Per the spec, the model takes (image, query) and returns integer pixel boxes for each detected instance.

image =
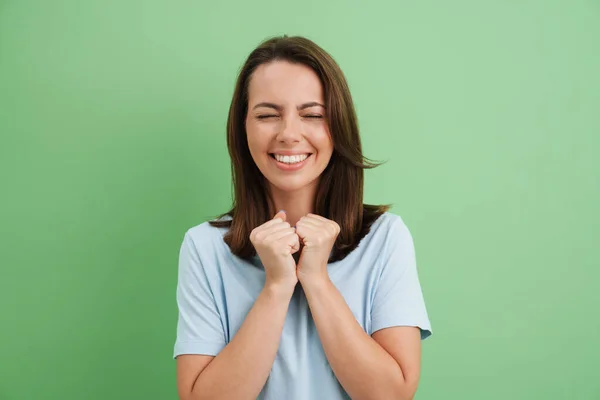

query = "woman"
[173,35,432,400]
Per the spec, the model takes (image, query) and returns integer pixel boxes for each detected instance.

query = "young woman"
[173,35,432,400]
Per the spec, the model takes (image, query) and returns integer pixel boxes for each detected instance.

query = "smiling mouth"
[269,153,313,164]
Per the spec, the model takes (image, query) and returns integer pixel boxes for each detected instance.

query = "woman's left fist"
[295,213,340,282]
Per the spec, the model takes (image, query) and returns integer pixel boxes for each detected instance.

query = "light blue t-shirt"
[173,211,432,399]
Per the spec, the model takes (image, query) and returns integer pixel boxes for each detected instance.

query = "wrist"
[297,271,331,288]
[263,279,297,299]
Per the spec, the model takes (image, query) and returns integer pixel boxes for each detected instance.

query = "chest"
[213,257,380,344]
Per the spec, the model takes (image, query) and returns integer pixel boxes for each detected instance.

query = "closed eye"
[257,115,323,120]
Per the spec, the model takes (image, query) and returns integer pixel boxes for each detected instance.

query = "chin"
[267,176,316,193]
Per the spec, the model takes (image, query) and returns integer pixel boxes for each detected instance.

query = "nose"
[276,115,302,143]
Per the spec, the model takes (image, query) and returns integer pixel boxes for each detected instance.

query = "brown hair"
[209,35,390,262]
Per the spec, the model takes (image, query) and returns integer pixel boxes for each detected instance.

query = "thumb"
[273,210,286,222]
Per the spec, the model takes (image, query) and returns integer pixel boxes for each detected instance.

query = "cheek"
[313,130,334,157]
[245,124,266,155]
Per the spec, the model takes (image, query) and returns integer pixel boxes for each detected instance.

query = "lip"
[269,153,312,171]
[270,151,313,156]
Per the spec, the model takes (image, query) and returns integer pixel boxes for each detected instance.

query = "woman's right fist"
[249,210,300,289]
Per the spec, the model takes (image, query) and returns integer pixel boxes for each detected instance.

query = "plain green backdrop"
[1,0,599,399]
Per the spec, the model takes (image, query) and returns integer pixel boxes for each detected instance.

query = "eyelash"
[257,115,323,120]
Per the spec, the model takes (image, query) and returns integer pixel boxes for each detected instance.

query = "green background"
[1,0,598,399]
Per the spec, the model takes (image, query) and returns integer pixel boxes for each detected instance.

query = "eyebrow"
[251,101,326,111]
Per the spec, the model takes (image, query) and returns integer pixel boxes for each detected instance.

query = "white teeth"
[274,154,309,164]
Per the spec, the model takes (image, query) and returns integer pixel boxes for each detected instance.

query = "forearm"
[192,283,294,400]
[300,276,411,400]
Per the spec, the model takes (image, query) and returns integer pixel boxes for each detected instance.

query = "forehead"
[248,61,324,103]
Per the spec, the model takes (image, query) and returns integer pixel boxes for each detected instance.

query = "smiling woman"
[173,35,432,400]
[246,61,333,199]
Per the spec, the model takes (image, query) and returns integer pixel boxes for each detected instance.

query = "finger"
[252,222,291,245]
[295,223,315,241]
[257,211,287,230]
[297,217,321,230]
[254,223,292,244]
[290,244,300,255]
[288,234,301,254]
[305,213,329,222]
[258,219,283,232]
[273,210,287,222]
[264,227,296,243]
[302,215,338,234]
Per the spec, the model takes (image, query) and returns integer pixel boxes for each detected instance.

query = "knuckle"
[329,222,339,234]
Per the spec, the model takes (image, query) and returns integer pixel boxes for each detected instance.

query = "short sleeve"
[370,217,432,340]
[173,231,227,358]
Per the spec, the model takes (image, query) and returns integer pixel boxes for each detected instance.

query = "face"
[245,61,334,194]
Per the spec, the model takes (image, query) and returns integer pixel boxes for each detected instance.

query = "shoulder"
[370,211,411,238]
[367,212,416,259]
[349,211,412,255]
[183,215,231,250]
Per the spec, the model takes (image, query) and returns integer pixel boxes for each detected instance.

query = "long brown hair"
[210,35,390,262]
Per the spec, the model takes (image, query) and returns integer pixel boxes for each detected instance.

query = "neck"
[268,181,318,227]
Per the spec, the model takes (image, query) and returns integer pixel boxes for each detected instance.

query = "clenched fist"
[250,210,300,290]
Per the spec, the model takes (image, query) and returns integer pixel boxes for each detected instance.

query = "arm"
[176,213,300,400]
[300,276,422,400]
[178,283,295,400]
[295,213,431,400]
